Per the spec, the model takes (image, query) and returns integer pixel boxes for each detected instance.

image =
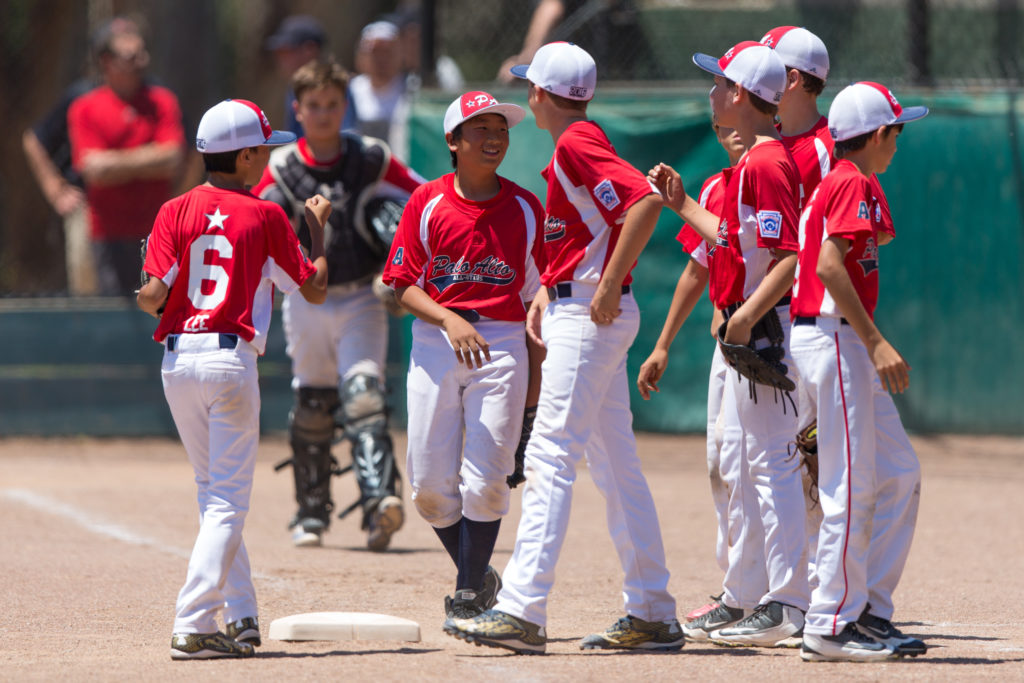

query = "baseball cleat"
[685,592,723,621]
[444,589,485,620]
[683,602,748,641]
[801,622,900,662]
[225,616,261,647]
[712,601,804,648]
[290,517,325,547]
[478,565,502,611]
[367,495,404,552]
[444,609,547,654]
[170,632,255,660]
[856,606,927,657]
[580,615,685,651]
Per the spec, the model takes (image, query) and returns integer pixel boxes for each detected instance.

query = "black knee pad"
[288,387,341,522]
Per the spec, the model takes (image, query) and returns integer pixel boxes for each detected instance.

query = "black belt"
[166,333,239,351]
[722,295,792,321]
[546,283,631,301]
[794,316,849,326]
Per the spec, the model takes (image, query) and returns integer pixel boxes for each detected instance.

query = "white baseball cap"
[760,26,830,80]
[195,99,296,153]
[510,41,596,101]
[828,81,929,141]
[693,41,787,105]
[443,91,526,134]
[360,20,399,44]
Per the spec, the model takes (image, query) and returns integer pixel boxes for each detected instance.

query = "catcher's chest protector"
[269,135,389,285]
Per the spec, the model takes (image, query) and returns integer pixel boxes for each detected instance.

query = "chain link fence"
[2,0,1022,294]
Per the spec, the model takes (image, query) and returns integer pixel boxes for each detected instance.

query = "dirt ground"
[1,432,1022,681]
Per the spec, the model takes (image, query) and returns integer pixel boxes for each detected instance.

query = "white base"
[268,612,421,642]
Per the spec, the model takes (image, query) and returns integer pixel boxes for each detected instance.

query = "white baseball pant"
[705,343,730,575]
[282,284,388,387]
[720,306,809,611]
[161,332,260,634]
[405,318,528,527]
[495,289,676,627]
[791,318,920,635]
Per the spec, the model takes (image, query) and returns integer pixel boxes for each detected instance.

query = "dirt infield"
[2,433,1022,681]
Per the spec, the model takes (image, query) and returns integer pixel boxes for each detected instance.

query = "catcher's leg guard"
[338,374,402,547]
[287,387,341,527]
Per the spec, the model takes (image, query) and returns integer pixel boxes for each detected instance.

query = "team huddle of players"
[140,23,926,665]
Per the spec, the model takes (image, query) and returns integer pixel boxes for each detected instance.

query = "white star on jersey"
[205,207,229,231]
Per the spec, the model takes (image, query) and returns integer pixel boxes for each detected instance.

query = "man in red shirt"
[69,20,185,295]
[138,99,328,660]
[791,82,927,662]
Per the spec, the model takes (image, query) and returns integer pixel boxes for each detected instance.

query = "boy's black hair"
[202,147,259,174]
[834,124,903,158]
[448,123,463,169]
[725,77,778,117]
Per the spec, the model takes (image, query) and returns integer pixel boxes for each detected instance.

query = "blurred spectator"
[388,4,464,93]
[348,21,408,152]
[22,78,98,295]
[265,14,327,136]
[68,18,185,296]
[496,0,653,83]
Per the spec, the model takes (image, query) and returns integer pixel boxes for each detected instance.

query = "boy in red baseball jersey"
[652,41,807,646]
[446,42,682,654]
[637,122,752,623]
[138,99,328,659]
[382,91,545,622]
[791,82,927,662]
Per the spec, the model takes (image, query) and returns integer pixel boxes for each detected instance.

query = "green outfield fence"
[1,89,1022,437]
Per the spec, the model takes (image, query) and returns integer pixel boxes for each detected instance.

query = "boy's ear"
[445,132,457,152]
[786,68,801,91]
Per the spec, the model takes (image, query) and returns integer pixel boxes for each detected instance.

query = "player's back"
[151,185,308,348]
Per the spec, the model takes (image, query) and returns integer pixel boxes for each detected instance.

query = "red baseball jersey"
[68,84,185,240]
[144,185,317,352]
[677,170,727,270]
[707,140,801,310]
[792,159,881,319]
[382,173,545,322]
[780,115,833,210]
[539,120,655,286]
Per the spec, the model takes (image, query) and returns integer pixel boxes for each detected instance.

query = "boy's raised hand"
[648,163,686,214]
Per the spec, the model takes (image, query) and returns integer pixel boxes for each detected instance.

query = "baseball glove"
[795,420,819,505]
[507,405,537,489]
[138,236,166,314]
[716,317,796,393]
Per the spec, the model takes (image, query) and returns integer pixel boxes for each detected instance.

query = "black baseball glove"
[717,315,796,393]
[507,405,537,489]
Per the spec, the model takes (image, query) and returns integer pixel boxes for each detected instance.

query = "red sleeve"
[824,176,874,241]
[748,154,800,252]
[528,191,547,275]
[383,156,425,194]
[382,184,430,288]
[143,201,179,282]
[252,166,277,199]
[558,127,653,226]
[264,202,315,290]
[678,173,722,254]
[151,87,185,146]
[676,225,703,255]
[67,96,103,169]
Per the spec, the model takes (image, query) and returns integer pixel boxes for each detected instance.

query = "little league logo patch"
[857,236,879,277]
[756,210,782,239]
[593,179,620,211]
[428,254,516,292]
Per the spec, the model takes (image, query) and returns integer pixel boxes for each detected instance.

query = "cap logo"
[196,137,207,151]
[723,47,736,61]
[464,92,498,111]
[760,36,774,47]
[569,85,589,98]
